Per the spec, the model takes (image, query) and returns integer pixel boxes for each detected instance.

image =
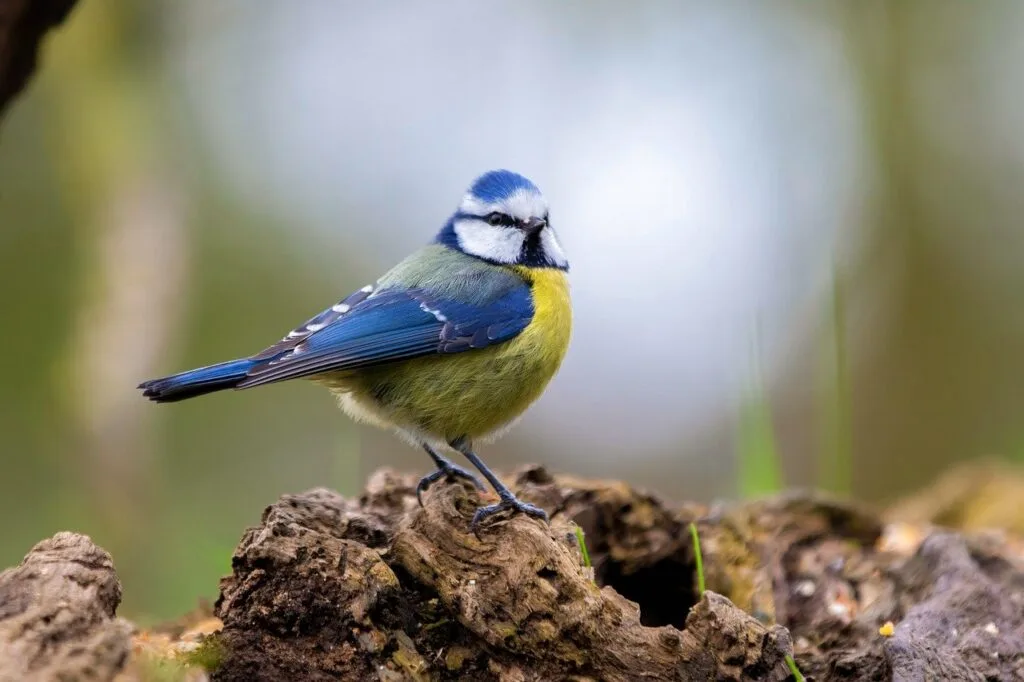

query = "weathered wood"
[3,466,1023,680]
[0,532,132,682]
[212,469,793,681]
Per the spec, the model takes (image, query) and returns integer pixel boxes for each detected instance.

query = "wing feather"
[250,285,377,361]
[236,284,533,389]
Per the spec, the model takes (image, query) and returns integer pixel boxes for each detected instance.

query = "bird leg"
[416,443,485,507]
[450,437,549,534]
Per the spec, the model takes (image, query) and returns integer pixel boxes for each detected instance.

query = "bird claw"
[416,464,485,507]
[471,494,548,537]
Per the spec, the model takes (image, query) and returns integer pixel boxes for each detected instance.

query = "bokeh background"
[4,0,1024,619]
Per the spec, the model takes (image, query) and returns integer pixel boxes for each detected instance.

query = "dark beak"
[522,217,547,236]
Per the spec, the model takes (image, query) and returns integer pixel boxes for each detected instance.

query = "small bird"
[139,170,571,532]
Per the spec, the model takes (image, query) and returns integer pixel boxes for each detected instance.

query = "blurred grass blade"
[819,260,853,494]
[574,526,592,570]
[786,654,805,681]
[738,326,782,497]
[574,526,596,584]
[689,522,706,597]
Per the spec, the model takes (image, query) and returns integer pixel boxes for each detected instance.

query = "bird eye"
[486,212,511,227]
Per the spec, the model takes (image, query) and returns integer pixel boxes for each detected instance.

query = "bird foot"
[416,464,484,507]
[471,493,548,536]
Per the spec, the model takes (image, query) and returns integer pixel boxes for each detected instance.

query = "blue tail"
[138,358,256,403]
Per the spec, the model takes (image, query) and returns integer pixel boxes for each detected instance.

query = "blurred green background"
[4,0,1024,619]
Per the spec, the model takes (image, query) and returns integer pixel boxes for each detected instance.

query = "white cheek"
[453,220,525,263]
[540,228,568,268]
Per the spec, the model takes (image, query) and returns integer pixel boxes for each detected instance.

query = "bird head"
[437,170,568,270]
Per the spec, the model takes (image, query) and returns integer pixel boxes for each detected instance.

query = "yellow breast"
[510,266,573,375]
[329,267,572,443]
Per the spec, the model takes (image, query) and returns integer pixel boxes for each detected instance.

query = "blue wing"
[235,283,534,388]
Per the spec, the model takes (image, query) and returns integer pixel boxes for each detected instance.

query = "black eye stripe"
[485,212,515,227]
[454,210,540,229]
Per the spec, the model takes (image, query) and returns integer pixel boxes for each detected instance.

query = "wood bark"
[2,467,1023,680]
[0,532,132,682]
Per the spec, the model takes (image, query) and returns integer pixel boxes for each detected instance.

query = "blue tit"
[140,170,571,532]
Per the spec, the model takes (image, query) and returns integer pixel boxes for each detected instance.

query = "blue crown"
[468,170,540,203]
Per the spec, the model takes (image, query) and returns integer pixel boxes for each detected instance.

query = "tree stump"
[2,466,1024,680]
[213,468,792,681]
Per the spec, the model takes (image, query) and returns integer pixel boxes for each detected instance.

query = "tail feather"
[139,358,255,403]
